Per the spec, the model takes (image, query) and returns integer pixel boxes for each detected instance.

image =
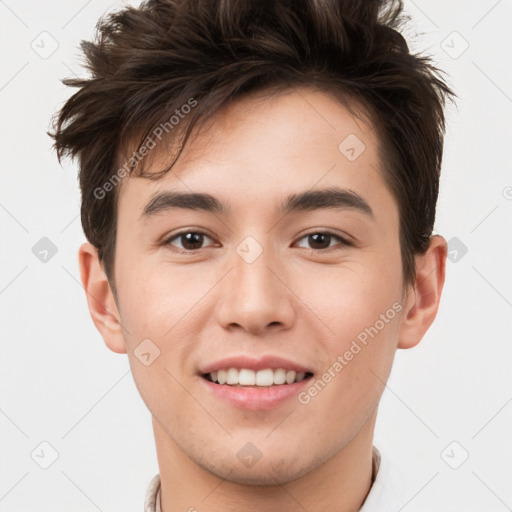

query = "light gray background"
[1,1,511,510]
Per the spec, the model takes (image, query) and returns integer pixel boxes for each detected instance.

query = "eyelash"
[162,229,352,253]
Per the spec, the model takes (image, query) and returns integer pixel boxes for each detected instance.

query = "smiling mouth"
[202,368,314,387]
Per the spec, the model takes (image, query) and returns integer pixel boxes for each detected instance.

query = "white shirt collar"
[359,446,405,511]
[144,473,161,512]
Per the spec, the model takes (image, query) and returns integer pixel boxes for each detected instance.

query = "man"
[49,0,455,510]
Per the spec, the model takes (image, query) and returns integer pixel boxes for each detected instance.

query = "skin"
[79,87,447,512]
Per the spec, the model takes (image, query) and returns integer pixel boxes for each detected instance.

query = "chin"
[199,454,315,486]
[223,467,307,486]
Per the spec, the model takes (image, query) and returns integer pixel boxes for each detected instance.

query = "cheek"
[296,252,404,376]
[295,266,404,435]
[116,260,210,398]
[129,354,199,440]
[307,260,402,330]
[116,256,207,340]
[118,267,203,422]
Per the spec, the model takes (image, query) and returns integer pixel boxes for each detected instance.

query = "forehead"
[116,87,390,217]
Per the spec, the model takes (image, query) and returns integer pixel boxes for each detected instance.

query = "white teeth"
[206,367,310,386]
[239,369,255,386]
[226,368,238,385]
[273,368,286,385]
[217,369,227,385]
[285,370,296,384]
[255,369,274,386]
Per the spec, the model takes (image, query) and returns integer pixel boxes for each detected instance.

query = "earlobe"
[78,242,126,354]
[397,235,447,349]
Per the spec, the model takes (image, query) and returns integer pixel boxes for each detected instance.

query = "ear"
[397,235,447,349]
[78,242,126,354]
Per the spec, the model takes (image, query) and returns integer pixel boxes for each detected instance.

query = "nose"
[213,241,296,336]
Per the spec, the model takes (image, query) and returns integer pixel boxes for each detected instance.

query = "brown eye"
[296,232,351,250]
[164,231,214,251]
[308,233,331,250]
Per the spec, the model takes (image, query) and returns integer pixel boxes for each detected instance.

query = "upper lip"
[199,355,313,375]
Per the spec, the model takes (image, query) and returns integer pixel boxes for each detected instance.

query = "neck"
[153,410,378,512]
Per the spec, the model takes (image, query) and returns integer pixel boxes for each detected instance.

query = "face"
[111,87,407,484]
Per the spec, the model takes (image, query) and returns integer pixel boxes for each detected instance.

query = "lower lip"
[199,376,313,410]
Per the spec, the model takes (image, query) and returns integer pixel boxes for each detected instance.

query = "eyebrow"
[139,187,374,220]
[280,187,373,217]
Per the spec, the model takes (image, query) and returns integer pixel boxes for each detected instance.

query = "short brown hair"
[49,0,455,294]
